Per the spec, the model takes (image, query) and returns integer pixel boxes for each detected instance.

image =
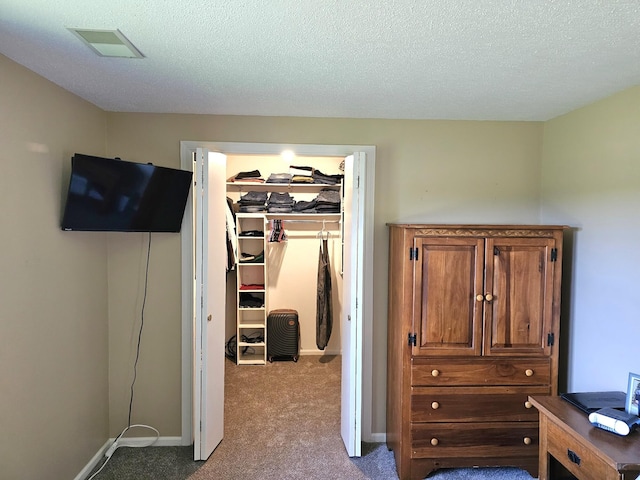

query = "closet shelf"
[237,355,266,365]
[238,341,265,348]
[238,322,265,328]
[227,182,340,193]
[265,213,341,221]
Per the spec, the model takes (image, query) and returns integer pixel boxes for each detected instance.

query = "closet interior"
[224,154,346,364]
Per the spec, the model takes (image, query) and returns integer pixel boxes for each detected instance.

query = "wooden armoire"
[386,224,565,480]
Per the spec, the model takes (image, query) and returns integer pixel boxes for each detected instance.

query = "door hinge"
[494,246,500,255]
[408,333,417,347]
[547,332,555,346]
[409,247,419,261]
[551,248,558,262]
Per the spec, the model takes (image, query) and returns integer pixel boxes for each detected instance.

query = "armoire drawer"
[412,357,551,386]
[411,385,549,423]
[411,421,539,460]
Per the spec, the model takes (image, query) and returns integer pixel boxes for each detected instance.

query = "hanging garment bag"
[316,236,333,350]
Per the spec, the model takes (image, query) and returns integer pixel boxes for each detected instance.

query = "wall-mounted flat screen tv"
[61,153,193,232]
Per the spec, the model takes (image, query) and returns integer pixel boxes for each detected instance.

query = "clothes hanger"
[317,219,331,241]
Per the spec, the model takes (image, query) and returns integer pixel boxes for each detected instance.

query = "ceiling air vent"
[68,28,144,58]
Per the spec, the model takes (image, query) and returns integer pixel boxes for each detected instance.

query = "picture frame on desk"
[626,372,640,416]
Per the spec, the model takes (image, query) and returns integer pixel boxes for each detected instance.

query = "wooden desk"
[529,396,640,480]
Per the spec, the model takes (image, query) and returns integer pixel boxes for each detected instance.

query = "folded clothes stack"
[312,169,343,185]
[315,188,341,213]
[294,188,341,214]
[265,172,292,184]
[267,192,295,213]
[290,165,315,184]
[239,283,265,290]
[230,170,264,182]
[238,229,264,237]
[293,198,317,213]
[239,292,264,308]
[238,191,267,213]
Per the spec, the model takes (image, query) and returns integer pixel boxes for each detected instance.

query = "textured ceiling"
[1,1,640,120]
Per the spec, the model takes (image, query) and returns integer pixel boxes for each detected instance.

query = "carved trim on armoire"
[411,227,557,238]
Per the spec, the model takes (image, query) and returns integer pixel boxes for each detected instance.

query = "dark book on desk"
[561,391,626,414]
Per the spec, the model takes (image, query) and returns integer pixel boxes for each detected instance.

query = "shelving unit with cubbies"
[235,213,268,365]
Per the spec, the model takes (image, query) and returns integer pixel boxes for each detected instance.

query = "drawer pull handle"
[431,369,440,377]
[525,369,534,377]
[567,449,581,465]
[484,293,493,302]
[524,401,532,409]
[476,294,484,302]
[430,438,439,446]
[431,401,440,410]
[523,437,532,445]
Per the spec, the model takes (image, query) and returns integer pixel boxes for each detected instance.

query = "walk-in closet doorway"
[179,141,375,461]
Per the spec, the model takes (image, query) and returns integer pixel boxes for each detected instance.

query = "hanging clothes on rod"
[225,197,238,272]
[268,219,287,243]
[316,223,332,350]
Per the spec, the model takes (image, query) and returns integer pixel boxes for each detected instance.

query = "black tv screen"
[61,153,193,232]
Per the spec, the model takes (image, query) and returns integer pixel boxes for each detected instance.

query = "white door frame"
[180,141,376,446]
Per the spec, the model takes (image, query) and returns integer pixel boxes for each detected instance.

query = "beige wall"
[106,113,543,437]
[541,86,640,393]
[0,55,108,480]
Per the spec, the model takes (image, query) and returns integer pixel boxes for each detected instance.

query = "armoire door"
[482,237,557,357]
[412,236,484,357]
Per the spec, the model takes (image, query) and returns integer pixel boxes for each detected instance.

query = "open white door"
[340,152,365,456]
[183,141,375,456]
[193,148,226,460]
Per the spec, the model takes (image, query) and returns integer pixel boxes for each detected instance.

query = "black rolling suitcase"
[267,309,300,362]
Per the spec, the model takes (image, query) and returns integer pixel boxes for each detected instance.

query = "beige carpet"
[189,355,392,479]
[89,355,538,479]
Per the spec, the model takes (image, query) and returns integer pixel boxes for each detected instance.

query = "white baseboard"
[299,348,341,356]
[367,432,386,443]
[116,435,182,448]
[74,440,111,480]
[74,436,184,480]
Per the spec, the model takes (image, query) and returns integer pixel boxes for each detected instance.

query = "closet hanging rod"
[269,219,340,224]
